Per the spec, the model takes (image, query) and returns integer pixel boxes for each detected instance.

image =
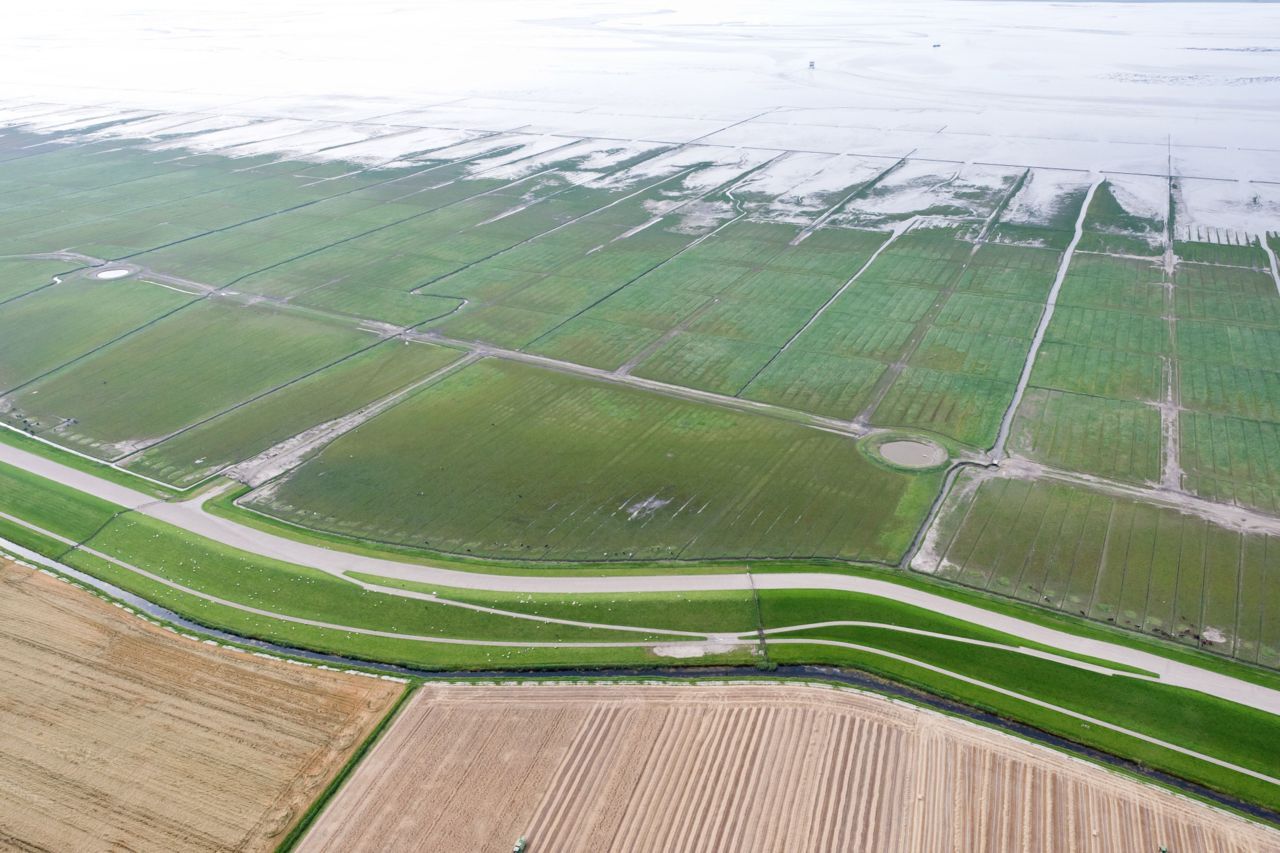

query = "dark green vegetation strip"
[274,683,414,853]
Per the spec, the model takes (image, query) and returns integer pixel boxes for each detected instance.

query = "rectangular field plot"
[1043,306,1170,355]
[298,683,1280,853]
[525,316,665,370]
[1,298,372,459]
[1029,342,1164,402]
[908,327,1029,382]
[918,475,1280,666]
[433,303,565,348]
[953,242,1061,302]
[1180,411,1280,514]
[1174,262,1277,296]
[244,359,943,562]
[0,275,195,392]
[1174,288,1280,327]
[869,367,1013,448]
[788,307,916,362]
[0,559,402,853]
[933,291,1044,338]
[680,296,817,345]
[574,278,713,330]
[1009,388,1163,484]
[0,257,70,303]
[1176,319,1280,369]
[126,340,462,487]
[632,332,778,395]
[1055,256,1166,315]
[1180,363,1280,423]
[827,280,937,323]
[740,349,886,420]
[1174,240,1270,269]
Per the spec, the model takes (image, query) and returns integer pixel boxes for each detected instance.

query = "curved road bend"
[6,534,1279,792]
[2,440,1280,716]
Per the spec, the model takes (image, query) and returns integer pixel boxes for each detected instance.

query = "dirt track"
[0,559,402,852]
[301,682,1280,853]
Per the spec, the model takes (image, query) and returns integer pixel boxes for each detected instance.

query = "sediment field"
[302,682,1280,853]
[0,559,403,852]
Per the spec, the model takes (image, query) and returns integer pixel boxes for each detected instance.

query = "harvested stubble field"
[300,683,1280,853]
[0,558,403,853]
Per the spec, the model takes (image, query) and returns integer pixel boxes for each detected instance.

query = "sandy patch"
[879,438,947,469]
[650,639,743,658]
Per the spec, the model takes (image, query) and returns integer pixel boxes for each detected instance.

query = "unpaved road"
[3,439,1280,720]
[299,683,1280,853]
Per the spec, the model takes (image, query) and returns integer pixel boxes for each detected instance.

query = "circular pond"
[876,439,947,469]
[94,268,131,280]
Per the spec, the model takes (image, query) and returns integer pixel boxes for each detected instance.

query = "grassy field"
[1180,411,1280,514]
[4,125,1280,820]
[0,274,195,391]
[0,257,76,303]
[1170,259,1280,513]
[2,297,373,459]
[847,232,1061,448]
[919,473,1280,668]
[1009,388,1163,484]
[1076,178,1164,256]
[125,339,462,486]
[243,359,943,563]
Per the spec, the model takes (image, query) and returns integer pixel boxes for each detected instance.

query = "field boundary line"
[854,168,1032,430]
[1262,232,1280,297]
[737,217,914,396]
[989,177,1103,458]
[276,683,417,853]
[226,351,482,488]
[517,153,789,348]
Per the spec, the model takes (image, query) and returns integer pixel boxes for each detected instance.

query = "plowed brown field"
[0,559,403,852]
[302,682,1280,853]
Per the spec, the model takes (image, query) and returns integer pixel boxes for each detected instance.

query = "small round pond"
[877,439,947,469]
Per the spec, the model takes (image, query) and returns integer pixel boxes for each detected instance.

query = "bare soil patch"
[0,559,402,852]
[301,682,1280,852]
[879,438,947,468]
